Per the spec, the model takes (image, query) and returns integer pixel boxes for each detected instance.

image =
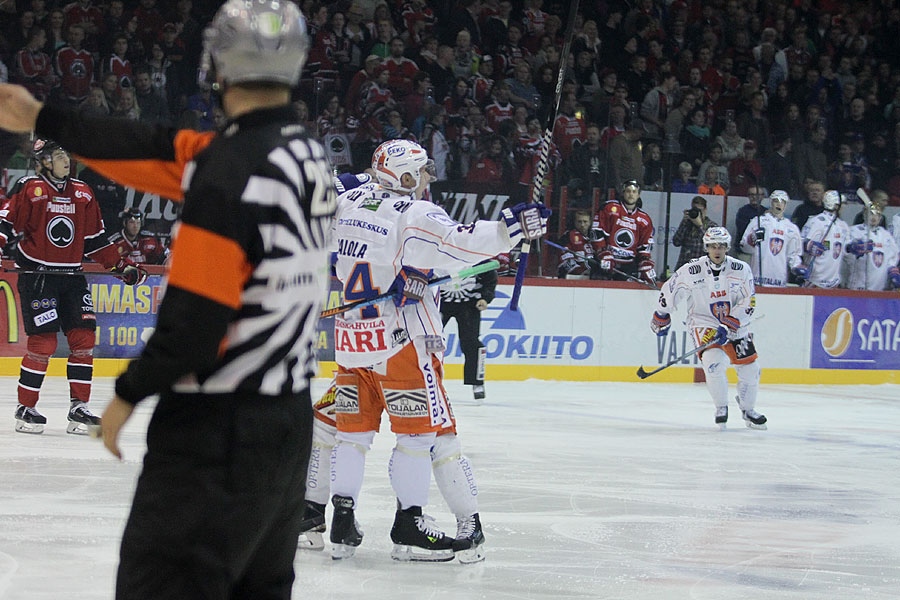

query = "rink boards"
[1,265,897,384]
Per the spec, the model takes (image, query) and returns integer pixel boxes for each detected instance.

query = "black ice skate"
[741,408,768,430]
[390,505,455,562]
[297,500,326,551]
[67,401,101,436]
[452,513,486,564]
[330,495,363,560]
[715,406,728,430]
[14,404,46,434]
[472,385,485,402]
[736,395,767,430]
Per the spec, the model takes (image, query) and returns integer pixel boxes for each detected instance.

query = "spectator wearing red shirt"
[467,135,514,184]
[14,28,57,101]
[728,139,763,197]
[62,0,103,51]
[484,81,515,131]
[55,24,94,105]
[383,37,420,98]
[102,33,133,90]
[552,91,587,162]
[346,55,381,116]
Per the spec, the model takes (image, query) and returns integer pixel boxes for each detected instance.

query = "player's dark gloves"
[112,258,148,286]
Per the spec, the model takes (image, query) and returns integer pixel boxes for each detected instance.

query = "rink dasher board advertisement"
[440,284,813,379]
[0,272,165,359]
[2,271,897,383]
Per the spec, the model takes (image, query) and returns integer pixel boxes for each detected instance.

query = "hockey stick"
[756,210,764,286]
[801,195,842,286]
[319,259,499,319]
[3,268,127,277]
[508,0,581,312]
[636,339,717,379]
[637,312,767,380]
[542,239,657,289]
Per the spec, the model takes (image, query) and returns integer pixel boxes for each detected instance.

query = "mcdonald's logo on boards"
[0,280,19,344]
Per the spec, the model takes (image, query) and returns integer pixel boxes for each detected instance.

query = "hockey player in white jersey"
[800,190,851,288]
[843,203,900,291]
[739,190,804,286]
[650,227,767,430]
[329,139,548,562]
[298,381,485,563]
[297,165,486,563]
[891,212,900,248]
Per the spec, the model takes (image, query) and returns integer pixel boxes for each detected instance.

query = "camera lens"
[688,208,700,219]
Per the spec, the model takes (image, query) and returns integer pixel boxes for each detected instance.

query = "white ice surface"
[1,376,899,599]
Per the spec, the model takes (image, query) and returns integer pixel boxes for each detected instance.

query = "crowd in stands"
[3,0,900,285]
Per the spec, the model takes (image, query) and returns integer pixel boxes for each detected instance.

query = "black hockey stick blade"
[636,340,717,380]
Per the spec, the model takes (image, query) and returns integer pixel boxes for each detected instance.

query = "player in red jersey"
[558,209,603,278]
[592,180,656,284]
[107,207,167,265]
[0,139,147,435]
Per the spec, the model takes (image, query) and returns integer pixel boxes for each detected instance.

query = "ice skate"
[452,513,485,564]
[14,404,46,434]
[715,406,728,430]
[330,495,363,560]
[472,385,485,402]
[741,408,768,430]
[297,500,326,551]
[736,395,767,430]
[390,505,455,562]
[67,401,100,436]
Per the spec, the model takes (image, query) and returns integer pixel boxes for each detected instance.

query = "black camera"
[687,207,700,219]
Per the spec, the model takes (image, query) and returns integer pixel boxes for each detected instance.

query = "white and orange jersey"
[739,212,803,287]
[332,183,515,368]
[656,255,757,343]
[843,224,900,291]
[801,212,850,288]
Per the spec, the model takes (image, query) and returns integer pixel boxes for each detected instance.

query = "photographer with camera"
[673,195,719,269]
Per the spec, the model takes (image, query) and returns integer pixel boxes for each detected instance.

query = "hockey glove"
[111,258,148,286]
[597,250,614,272]
[389,266,430,307]
[717,313,740,332]
[889,266,900,289]
[639,259,656,283]
[791,264,810,281]
[501,202,551,243]
[650,311,671,336]
[714,326,729,345]
[804,239,825,256]
[846,240,874,257]
[750,227,766,246]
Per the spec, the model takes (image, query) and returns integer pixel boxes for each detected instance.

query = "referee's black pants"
[441,301,484,386]
[116,389,313,600]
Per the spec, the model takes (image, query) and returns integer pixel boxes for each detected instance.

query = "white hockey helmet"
[703,226,732,248]
[769,190,790,204]
[200,0,310,88]
[372,139,432,193]
[823,189,841,210]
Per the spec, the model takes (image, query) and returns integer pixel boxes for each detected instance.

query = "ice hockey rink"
[0,376,898,600]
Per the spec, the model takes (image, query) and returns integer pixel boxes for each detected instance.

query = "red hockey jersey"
[107,229,167,265]
[55,46,94,102]
[1,175,116,269]
[592,201,654,266]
